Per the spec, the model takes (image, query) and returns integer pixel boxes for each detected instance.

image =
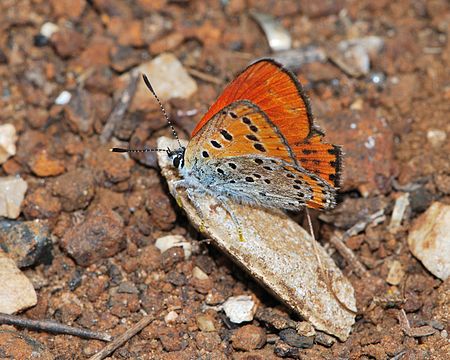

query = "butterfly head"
[168,146,186,169]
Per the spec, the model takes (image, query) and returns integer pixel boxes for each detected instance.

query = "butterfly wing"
[185,100,298,166]
[184,101,336,210]
[191,59,342,187]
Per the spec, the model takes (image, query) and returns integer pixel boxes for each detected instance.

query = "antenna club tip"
[111,147,127,153]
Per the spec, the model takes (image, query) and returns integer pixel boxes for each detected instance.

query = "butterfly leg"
[215,195,245,242]
[184,187,208,233]
[172,180,188,208]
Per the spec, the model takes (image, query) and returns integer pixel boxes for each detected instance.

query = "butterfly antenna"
[142,74,183,149]
[110,147,169,154]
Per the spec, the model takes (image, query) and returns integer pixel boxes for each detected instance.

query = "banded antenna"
[110,74,182,154]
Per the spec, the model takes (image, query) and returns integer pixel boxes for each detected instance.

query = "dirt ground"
[0,0,449,359]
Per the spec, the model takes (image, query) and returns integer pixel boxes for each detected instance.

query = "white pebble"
[164,310,178,324]
[55,90,72,105]
[40,22,59,38]
[222,295,257,324]
[0,176,28,219]
[426,129,447,148]
[0,124,17,164]
[155,235,192,260]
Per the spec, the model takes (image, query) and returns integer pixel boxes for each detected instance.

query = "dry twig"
[88,314,155,360]
[100,69,140,144]
[187,67,223,85]
[0,313,111,341]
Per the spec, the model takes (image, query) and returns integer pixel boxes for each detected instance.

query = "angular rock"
[279,328,314,349]
[0,123,17,164]
[51,28,85,59]
[0,176,27,219]
[60,205,125,266]
[30,150,65,177]
[0,220,52,268]
[0,251,37,314]
[196,314,216,332]
[408,202,450,280]
[127,53,197,112]
[23,186,61,219]
[52,169,95,211]
[64,88,96,134]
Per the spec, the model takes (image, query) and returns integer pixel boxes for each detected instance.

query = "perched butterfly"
[114,59,342,214]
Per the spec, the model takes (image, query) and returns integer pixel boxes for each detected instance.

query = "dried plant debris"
[157,137,357,341]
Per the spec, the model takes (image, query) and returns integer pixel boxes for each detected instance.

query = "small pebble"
[279,328,314,349]
[55,90,72,105]
[155,235,192,260]
[196,314,216,332]
[118,281,139,294]
[427,129,447,148]
[192,266,209,280]
[296,321,316,337]
[222,295,257,324]
[40,22,59,38]
[314,331,336,347]
[0,176,27,219]
[0,251,37,314]
[231,324,267,351]
[388,193,410,232]
[0,124,17,164]
[386,260,405,286]
[33,34,49,47]
[164,310,178,324]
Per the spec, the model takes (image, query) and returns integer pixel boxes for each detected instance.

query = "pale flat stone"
[0,251,37,314]
[128,53,197,112]
[0,124,17,164]
[408,202,450,280]
[0,176,28,219]
[157,137,357,341]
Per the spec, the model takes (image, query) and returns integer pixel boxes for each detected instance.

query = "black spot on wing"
[211,140,222,148]
[220,129,233,141]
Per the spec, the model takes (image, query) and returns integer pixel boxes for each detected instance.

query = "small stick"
[0,313,111,341]
[100,69,140,144]
[328,210,385,278]
[329,231,369,278]
[187,67,223,85]
[88,314,155,360]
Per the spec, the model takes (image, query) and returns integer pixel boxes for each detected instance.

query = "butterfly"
[167,59,341,213]
[114,59,342,215]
